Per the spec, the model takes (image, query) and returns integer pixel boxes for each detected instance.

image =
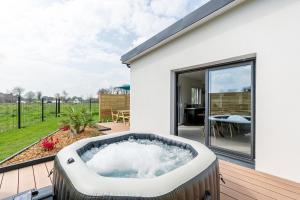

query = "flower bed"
[0,127,102,167]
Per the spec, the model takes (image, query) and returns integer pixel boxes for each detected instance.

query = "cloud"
[0,0,209,97]
[209,65,252,93]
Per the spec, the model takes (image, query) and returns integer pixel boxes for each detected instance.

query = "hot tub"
[53,132,220,200]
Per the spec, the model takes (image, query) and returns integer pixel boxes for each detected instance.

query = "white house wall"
[129,0,300,182]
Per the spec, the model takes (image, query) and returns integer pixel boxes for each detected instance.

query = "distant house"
[43,96,55,103]
[0,92,15,103]
[73,99,80,104]
[121,0,300,183]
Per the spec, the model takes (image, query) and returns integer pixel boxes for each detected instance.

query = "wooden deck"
[99,122,130,134]
[0,161,54,199]
[1,123,300,199]
[219,160,300,200]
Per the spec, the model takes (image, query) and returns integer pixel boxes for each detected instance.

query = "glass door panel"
[208,62,253,156]
[177,70,206,143]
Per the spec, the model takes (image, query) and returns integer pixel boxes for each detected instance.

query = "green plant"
[61,107,93,134]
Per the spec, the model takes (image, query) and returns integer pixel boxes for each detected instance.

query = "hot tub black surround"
[53,132,220,200]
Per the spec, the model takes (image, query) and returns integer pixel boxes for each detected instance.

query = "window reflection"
[209,65,252,155]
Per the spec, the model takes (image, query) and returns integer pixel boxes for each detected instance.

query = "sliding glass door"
[207,61,254,159]
[175,59,255,162]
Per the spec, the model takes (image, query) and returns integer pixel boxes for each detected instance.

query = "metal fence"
[0,97,18,132]
[0,97,99,133]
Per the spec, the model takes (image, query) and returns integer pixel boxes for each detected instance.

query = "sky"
[0,0,209,97]
[209,65,252,93]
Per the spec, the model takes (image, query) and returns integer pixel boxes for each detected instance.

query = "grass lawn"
[0,102,99,132]
[0,118,60,162]
[0,103,100,162]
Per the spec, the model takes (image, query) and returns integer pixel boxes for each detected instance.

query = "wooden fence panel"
[210,92,251,115]
[99,94,130,121]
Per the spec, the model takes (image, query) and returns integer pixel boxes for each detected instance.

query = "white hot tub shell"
[53,132,220,200]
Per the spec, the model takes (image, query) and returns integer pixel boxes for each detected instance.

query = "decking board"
[221,179,274,200]
[220,192,236,200]
[18,166,35,193]
[220,165,300,196]
[45,161,54,183]
[220,160,300,189]
[221,170,294,200]
[0,169,18,199]
[0,173,3,189]
[220,185,254,200]
[32,163,52,189]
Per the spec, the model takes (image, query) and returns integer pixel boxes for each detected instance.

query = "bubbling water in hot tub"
[80,137,194,178]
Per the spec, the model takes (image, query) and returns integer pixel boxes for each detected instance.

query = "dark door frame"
[174,57,256,164]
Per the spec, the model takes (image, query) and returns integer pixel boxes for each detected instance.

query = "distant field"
[0,102,99,133]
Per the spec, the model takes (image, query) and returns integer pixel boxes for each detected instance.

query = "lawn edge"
[0,129,59,165]
[0,125,111,173]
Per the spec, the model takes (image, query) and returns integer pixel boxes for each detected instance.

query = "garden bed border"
[0,129,60,173]
[0,155,56,173]
[0,125,111,173]
[0,129,60,165]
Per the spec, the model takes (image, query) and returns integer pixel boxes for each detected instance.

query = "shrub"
[61,107,93,134]
[41,137,58,151]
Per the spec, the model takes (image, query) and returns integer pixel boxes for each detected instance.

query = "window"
[191,88,201,104]
[208,61,254,158]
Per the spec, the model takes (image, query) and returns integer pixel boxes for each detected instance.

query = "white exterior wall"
[129,0,300,183]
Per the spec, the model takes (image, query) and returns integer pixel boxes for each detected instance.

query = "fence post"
[17,95,21,129]
[55,99,58,117]
[58,98,61,116]
[41,98,44,121]
[89,98,92,113]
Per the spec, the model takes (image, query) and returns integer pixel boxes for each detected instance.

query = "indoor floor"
[178,125,251,154]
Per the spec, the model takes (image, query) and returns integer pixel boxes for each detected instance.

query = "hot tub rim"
[54,131,217,197]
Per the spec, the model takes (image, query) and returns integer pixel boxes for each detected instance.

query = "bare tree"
[25,91,35,103]
[54,93,60,99]
[98,88,110,94]
[12,87,25,96]
[61,90,68,102]
[36,91,42,101]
